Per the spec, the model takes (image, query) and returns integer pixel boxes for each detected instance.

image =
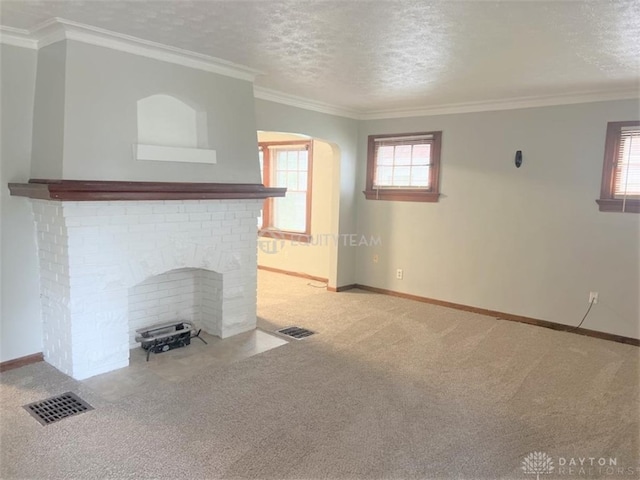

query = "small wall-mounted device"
[515,150,523,168]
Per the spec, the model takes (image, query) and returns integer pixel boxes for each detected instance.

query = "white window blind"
[615,127,640,200]
[373,134,433,189]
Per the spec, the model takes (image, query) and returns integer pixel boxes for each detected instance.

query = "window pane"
[273,193,306,232]
[410,166,430,187]
[412,144,431,165]
[258,149,264,227]
[275,171,287,187]
[287,151,298,170]
[287,172,298,189]
[374,139,433,188]
[375,166,394,186]
[376,145,395,166]
[393,166,411,185]
[615,132,640,197]
[615,164,640,197]
[299,153,308,170]
[395,145,412,166]
[266,144,310,232]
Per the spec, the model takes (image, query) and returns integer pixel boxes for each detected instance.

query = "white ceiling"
[1,0,639,115]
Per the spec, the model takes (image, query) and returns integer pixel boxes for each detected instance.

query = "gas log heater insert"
[135,321,207,361]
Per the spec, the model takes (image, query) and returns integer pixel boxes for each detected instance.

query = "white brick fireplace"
[32,198,262,379]
[19,187,271,380]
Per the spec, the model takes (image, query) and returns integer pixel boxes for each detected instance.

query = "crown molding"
[253,86,361,119]
[0,18,261,82]
[254,85,639,121]
[2,19,637,119]
[359,88,640,120]
[0,25,38,49]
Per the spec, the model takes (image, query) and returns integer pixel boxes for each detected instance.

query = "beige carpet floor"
[1,271,638,479]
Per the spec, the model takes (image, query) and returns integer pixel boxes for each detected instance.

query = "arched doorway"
[256,131,341,288]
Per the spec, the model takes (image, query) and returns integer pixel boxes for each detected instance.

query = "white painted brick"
[184,204,208,213]
[199,220,222,230]
[30,198,258,380]
[154,222,181,232]
[223,234,241,243]
[137,214,165,224]
[232,225,254,234]
[98,225,130,235]
[164,213,188,222]
[152,205,182,214]
[125,205,154,215]
[125,224,149,233]
[95,205,127,216]
[205,202,228,212]
[213,227,232,236]
[62,206,100,218]
[109,215,143,225]
[188,213,212,221]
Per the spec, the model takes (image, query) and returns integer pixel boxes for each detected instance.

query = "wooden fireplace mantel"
[8,179,286,201]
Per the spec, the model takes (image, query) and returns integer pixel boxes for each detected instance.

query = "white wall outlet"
[396,268,403,280]
[589,292,599,304]
[373,254,379,263]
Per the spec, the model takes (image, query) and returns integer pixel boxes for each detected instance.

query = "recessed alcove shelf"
[135,144,217,165]
[135,94,217,165]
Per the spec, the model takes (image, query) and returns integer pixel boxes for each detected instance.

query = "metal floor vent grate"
[277,326,316,340]
[23,392,93,426]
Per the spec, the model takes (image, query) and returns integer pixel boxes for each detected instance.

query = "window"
[597,121,640,213]
[363,131,442,202]
[258,141,312,241]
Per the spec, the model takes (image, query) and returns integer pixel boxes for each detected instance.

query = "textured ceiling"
[1,0,639,113]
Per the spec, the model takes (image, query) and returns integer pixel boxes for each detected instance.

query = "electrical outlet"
[396,268,403,280]
[589,292,599,304]
[373,254,379,263]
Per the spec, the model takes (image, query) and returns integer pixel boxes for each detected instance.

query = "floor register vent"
[277,326,316,340]
[23,392,93,426]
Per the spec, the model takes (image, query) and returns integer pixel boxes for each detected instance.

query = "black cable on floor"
[569,298,595,332]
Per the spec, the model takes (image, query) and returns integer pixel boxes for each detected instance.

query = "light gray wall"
[30,42,66,179]
[357,99,640,339]
[255,99,359,288]
[1,44,42,362]
[34,40,261,183]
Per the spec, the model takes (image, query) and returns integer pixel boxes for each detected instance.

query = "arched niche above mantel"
[135,94,217,165]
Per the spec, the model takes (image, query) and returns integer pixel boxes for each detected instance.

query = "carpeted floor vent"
[23,392,93,426]
[277,326,316,339]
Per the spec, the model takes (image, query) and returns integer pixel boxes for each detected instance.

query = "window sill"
[596,198,640,213]
[259,230,312,243]
[363,189,440,202]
